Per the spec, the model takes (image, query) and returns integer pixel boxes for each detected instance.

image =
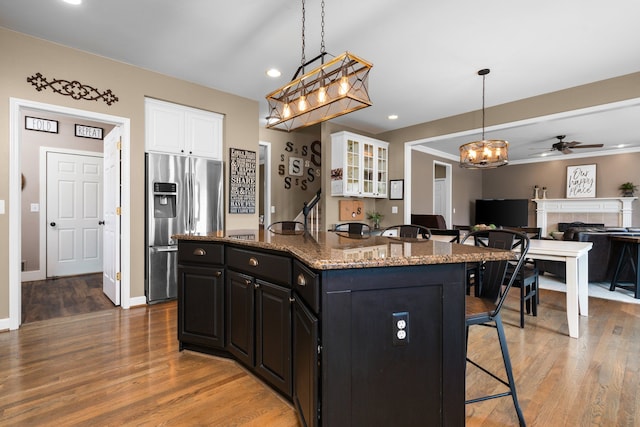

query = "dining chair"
[428,228,460,243]
[333,222,371,236]
[381,224,431,239]
[462,229,529,427]
[266,221,305,234]
[505,227,541,327]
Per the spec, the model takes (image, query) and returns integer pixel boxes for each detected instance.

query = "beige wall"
[259,126,322,224]
[1,28,258,318]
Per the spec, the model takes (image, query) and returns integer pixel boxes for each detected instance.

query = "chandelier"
[265,0,373,132]
[459,69,508,169]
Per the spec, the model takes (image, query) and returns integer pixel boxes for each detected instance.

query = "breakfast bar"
[175,230,514,427]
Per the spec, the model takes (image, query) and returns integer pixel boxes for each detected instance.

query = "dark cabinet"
[177,243,225,351]
[226,246,293,398]
[292,296,319,427]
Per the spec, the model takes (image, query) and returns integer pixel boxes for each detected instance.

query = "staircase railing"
[294,189,321,232]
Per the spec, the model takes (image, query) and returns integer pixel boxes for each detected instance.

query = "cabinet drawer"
[293,260,320,313]
[227,247,292,286]
[178,242,224,265]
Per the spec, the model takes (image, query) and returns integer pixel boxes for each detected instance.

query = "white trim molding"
[534,197,637,236]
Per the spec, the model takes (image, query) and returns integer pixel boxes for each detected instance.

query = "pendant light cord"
[320,0,326,55]
[478,68,490,140]
[301,0,306,72]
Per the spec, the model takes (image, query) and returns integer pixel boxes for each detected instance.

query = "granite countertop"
[175,230,515,270]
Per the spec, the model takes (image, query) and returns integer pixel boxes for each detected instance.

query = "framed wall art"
[566,164,596,198]
[389,179,404,200]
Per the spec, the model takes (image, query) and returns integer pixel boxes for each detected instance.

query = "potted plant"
[619,182,637,197]
[367,211,384,229]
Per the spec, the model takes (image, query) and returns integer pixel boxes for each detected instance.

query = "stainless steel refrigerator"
[145,153,224,303]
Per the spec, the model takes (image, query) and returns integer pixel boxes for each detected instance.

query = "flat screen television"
[475,199,529,227]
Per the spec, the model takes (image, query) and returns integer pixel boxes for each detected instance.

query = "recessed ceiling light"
[617,144,626,148]
[63,0,82,5]
[388,114,398,120]
[266,68,281,78]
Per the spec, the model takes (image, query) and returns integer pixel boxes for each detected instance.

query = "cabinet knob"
[296,273,306,287]
[289,297,295,303]
[193,248,207,256]
[248,257,259,267]
[215,271,222,277]
[244,279,252,286]
[254,283,260,289]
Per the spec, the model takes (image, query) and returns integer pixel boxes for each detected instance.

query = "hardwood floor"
[22,273,116,324]
[2,289,640,426]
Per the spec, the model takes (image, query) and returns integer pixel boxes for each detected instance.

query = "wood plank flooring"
[22,273,115,324]
[2,288,640,426]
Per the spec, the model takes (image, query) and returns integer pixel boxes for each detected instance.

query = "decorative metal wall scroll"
[26,72,119,105]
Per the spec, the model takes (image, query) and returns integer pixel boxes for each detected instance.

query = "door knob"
[50,222,56,227]
[98,220,105,225]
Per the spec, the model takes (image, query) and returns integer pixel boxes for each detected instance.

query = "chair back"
[381,224,431,239]
[334,222,371,236]
[267,221,305,234]
[505,227,541,240]
[429,228,460,243]
[411,214,447,229]
[462,229,530,315]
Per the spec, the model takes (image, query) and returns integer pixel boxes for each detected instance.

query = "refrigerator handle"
[190,168,195,232]
[185,169,191,232]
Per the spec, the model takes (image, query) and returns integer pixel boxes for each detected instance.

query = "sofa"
[539,223,640,283]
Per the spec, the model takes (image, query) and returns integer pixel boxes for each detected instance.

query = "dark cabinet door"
[292,297,319,427]
[177,265,224,349]
[255,279,293,398]
[226,270,255,367]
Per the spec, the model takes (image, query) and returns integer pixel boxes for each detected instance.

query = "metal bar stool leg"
[495,313,526,427]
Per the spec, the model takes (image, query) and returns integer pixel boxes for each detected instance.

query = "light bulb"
[318,86,327,103]
[298,95,307,111]
[338,76,349,95]
[283,103,291,118]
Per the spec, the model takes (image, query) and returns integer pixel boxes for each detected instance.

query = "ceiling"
[2,0,640,162]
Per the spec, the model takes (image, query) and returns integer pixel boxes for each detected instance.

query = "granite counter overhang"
[174,230,515,270]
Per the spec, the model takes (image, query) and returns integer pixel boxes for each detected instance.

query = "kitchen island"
[175,230,514,427]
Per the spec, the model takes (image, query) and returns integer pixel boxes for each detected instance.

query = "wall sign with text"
[229,148,256,214]
[566,164,596,198]
[278,140,321,190]
[25,116,58,134]
[75,124,104,140]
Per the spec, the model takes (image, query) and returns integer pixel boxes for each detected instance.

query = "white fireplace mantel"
[534,197,637,236]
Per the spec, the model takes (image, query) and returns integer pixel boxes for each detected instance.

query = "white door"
[434,178,447,217]
[46,152,103,277]
[103,127,121,305]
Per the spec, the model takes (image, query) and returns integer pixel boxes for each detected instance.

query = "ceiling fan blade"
[572,144,604,149]
[562,148,573,154]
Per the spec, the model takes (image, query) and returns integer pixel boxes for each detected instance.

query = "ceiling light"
[63,0,82,5]
[265,0,373,132]
[266,68,281,78]
[617,144,626,148]
[459,69,508,169]
[388,114,398,120]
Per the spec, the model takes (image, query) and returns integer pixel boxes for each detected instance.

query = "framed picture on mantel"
[566,164,596,198]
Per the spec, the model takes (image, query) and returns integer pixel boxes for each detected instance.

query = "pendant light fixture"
[459,69,508,169]
[265,0,373,132]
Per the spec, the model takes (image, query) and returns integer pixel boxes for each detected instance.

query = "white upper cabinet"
[331,131,388,198]
[145,98,223,159]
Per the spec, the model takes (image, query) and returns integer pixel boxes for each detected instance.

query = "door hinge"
[116,207,121,215]
[117,138,122,150]
[116,272,121,281]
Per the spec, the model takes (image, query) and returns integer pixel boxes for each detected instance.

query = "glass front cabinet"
[331,131,388,198]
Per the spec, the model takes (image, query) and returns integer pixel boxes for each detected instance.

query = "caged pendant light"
[265,0,373,132]
[459,69,508,169]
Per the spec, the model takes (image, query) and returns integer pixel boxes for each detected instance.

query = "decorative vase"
[533,186,540,199]
[542,188,548,199]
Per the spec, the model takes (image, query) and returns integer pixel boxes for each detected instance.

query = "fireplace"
[533,197,637,237]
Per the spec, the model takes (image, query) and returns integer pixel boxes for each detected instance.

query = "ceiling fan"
[551,135,604,154]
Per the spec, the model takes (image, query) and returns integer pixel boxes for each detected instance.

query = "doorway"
[9,98,132,330]
[433,161,452,228]
[259,141,272,229]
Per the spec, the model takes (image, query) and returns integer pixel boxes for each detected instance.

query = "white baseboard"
[127,296,147,308]
[0,317,11,332]
[21,270,45,282]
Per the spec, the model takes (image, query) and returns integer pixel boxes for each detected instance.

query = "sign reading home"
[229,148,256,214]
[566,164,596,198]
[75,124,104,140]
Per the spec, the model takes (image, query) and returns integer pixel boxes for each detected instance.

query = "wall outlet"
[270,206,276,213]
[31,203,40,212]
[391,206,398,214]
[392,311,409,346]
